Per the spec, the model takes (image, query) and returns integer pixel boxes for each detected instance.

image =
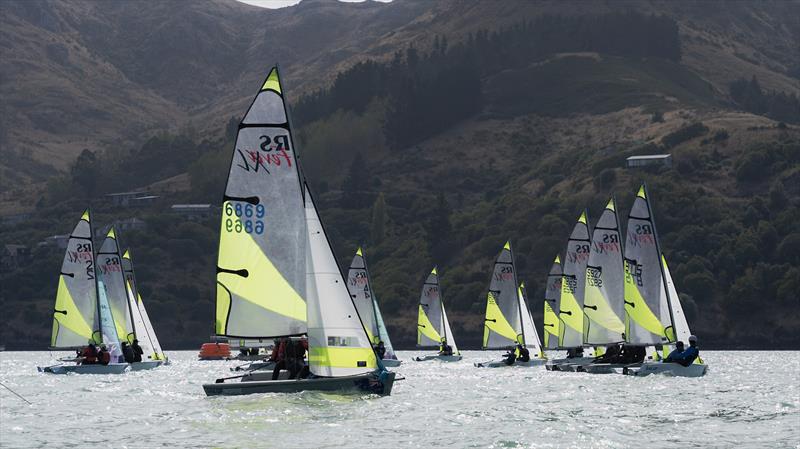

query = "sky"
[237,0,391,9]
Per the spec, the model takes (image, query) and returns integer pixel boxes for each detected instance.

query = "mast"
[642,183,677,341]
[509,242,526,346]
[90,209,102,345]
[437,266,446,345]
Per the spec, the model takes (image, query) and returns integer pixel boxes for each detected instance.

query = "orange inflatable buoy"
[198,342,231,360]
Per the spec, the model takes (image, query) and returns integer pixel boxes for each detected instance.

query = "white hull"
[624,361,708,377]
[414,354,462,362]
[381,359,402,367]
[129,360,165,371]
[474,358,546,368]
[545,356,595,371]
[38,363,129,375]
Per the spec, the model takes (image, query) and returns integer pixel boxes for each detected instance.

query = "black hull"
[203,371,395,397]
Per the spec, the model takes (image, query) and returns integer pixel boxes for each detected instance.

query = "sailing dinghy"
[620,185,706,377]
[347,247,401,367]
[542,255,562,354]
[203,67,394,396]
[39,211,128,374]
[475,242,545,367]
[414,267,462,362]
[121,249,168,369]
[546,211,596,371]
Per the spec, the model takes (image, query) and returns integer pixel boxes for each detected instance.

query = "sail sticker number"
[587,266,603,288]
[567,244,591,263]
[494,265,514,281]
[224,203,265,235]
[562,275,577,294]
[71,242,95,280]
[424,286,439,298]
[624,259,643,287]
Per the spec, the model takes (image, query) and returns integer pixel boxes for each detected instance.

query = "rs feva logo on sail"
[236,135,293,174]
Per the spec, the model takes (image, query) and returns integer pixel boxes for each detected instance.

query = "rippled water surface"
[1,351,798,448]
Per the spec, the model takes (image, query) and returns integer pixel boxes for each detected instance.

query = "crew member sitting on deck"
[516,344,530,362]
[593,344,621,363]
[98,345,111,365]
[271,338,290,380]
[503,347,517,365]
[131,339,144,362]
[375,341,386,360]
[678,336,700,367]
[80,343,98,365]
[121,342,135,364]
[664,341,685,363]
[439,340,453,356]
[566,347,584,358]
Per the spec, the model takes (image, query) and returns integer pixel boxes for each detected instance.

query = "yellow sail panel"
[559,288,583,333]
[52,276,94,346]
[624,273,665,338]
[417,305,441,343]
[308,346,377,369]
[261,67,282,93]
[543,301,560,346]
[584,283,625,334]
[216,209,306,334]
[484,292,518,344]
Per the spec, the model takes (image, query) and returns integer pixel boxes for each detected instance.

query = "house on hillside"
[97,218,147,237]
[1,244,30,271]
[626,154,672,168]
[39,234,70,250]
[170,204,217,221]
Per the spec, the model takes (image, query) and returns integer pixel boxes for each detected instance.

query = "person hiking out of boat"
[97,345,111,366]
[375,341,386,360]
[121,342,136,364]
[516,344,530,363]
[132,339,143,362]
[678,336,700,367]
[268,338,284,362]
[664,341,685,363]
[80,343,98,365]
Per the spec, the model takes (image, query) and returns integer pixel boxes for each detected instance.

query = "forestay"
[51,210,98,348]
[417,268,444,347]
[216,67,307,339]
[623,185,674,345]
[558,211,591,348]
[542,255,562,350]
[483,242,523,349]
[583,198,626,346]
[96,228,133,343]
[304,187,377,377]
[346,248,380,344]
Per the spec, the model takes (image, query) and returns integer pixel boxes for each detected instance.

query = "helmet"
[688,335,698,343]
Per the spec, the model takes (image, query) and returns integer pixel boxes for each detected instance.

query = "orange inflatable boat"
[198,342,231,360]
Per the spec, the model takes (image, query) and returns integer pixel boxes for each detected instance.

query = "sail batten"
[215,67,307,338]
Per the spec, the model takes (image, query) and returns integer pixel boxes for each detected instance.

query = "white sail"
[304,188,377,377]
[441,305,460,355]
[663,256,690,344]
[125,281,154,360]
[482,242,523,349]
[136,294,164,361]
[519,283,544,358]
[559,211,591,348]
[96,228,134,344]
[374,299,398,360]
[97,279,123,362]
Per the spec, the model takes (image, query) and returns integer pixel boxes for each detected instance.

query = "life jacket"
[82,346,98,363]
[99,350,111,365]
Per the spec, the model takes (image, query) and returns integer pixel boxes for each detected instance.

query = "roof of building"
[626,154,672,160]
[171,204,212,209]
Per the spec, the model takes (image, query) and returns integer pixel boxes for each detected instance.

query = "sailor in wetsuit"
[678,336,700,367]
[503,347,517,366]
[516,344,530,363]
[664,341,685,363]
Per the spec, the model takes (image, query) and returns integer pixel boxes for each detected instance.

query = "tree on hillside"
[340,152,369,208]
[71,149,100,198]
[370,192,387,244]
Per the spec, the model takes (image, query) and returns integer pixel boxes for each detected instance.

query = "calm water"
[1,351,798,448]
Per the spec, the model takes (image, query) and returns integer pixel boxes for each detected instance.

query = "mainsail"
[558,211,591,348]
[304,186,378,377]
[121,249,165,360]
[583,198,626,346]
[124,280,153,358]
[542,255,562,350]
[215,67,307,339]
[346,247,380,345]
[623,185,675,345]
[417,267,444,347]
[519,282,544,358]
[96,278,123,362]
[483,242,523,349]
[50,210,98,348]
[96,228,133,343]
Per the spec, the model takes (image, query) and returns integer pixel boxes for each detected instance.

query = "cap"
[688,335,698,342]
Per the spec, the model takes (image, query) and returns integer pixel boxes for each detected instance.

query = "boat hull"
[413,354,463,362]
[203,371,396,397]
[545,356,595,371]
[624,362,708,377]
[129,360,165,371]
[474,359,547,368]
[578,363,637,374]
[381,359,402,367]
[38,364,129,375]
[231,361,276,372]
